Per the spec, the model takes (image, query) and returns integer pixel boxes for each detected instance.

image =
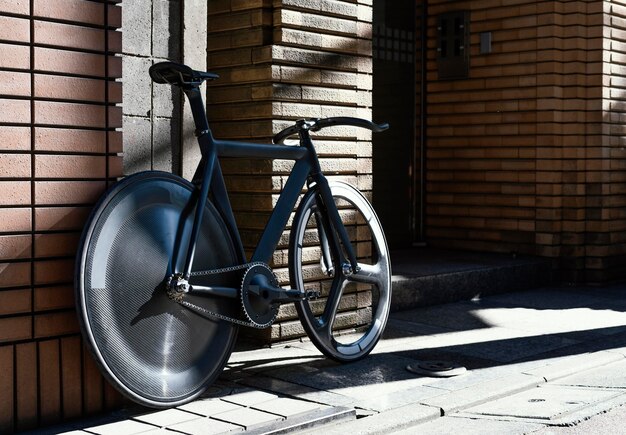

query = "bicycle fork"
[300,127,360,277]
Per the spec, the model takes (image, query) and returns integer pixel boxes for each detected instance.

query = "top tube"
[215,139,308,161]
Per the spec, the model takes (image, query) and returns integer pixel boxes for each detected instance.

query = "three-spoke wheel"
[289,181,391,362]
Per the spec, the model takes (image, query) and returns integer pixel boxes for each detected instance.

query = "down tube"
[251,159,311,264]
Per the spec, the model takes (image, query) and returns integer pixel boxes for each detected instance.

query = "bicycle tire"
[289,181,391,362]
[75,171,240,408]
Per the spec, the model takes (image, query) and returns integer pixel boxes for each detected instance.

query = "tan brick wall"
[0,1,123,432]
[601,0,626,282]
[424,0,625,283]
[207,0,374,341]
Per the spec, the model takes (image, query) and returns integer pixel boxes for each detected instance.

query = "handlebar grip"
[316,117,389,133]
[273,117,389,144]
[273,125,300,144]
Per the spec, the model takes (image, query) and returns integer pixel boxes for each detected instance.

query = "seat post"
[183,85,213,141]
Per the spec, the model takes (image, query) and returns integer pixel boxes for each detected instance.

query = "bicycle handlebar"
[273,117,389,144]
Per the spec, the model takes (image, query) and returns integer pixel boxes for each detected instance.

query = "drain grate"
[406,360,467,377]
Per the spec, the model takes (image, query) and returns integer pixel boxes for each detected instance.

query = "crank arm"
[262,287,321,303]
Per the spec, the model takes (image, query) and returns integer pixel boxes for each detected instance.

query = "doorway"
[372,0,424,249]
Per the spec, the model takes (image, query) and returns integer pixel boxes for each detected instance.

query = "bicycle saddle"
[149,61,219,86]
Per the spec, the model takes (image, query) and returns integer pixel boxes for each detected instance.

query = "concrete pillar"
[181,0,208,180]
[121,0,182,175]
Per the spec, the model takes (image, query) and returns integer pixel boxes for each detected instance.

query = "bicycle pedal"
[305,289,321,300]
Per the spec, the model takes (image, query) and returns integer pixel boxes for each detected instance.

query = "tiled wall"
[424,0,626,283]
[0,0,123,432]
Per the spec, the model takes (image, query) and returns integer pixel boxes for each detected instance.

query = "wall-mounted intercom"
[437,11,470,79]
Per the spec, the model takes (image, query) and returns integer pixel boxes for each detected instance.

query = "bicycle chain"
[171,261,272,329]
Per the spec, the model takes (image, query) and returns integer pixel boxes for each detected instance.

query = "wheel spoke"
[318,276,349,337]
[349,263,384,288]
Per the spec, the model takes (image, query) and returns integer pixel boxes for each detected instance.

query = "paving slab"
[136,430,172,435]
[399,357,545,394]
[246,406,355,435]
[522,351,624,382]
[420,373,544,414]
[379,324,580,364]
[210,407,282,430]
[226,343,324,374]
[82,419,158,435]
[463,385,622,421]
[397,414,544,435]
[53,431,90,435]
[434,330,580,364]
[251,397,325,418]
[378,318,453,347]
[553,357,626,389]
[220,389,279,407]
[260,353,447,411]
[238,374,355,408]
[178,398,243,417]
[456,391,626,428]
[313,402,440,435]
[390,302,491,331]
[532,403,626,434]
[167,417,243,435]
[133,409,200,427]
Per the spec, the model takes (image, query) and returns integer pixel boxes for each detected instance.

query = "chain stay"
[170,261,272,329]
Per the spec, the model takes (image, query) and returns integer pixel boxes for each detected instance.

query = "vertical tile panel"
[39,339,61,426]
[15,343,37,432]
[60,337,82,419]
[82,346,103,414]
[0,345,14,433]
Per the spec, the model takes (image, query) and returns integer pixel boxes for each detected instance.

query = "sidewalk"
[47,284,626,434]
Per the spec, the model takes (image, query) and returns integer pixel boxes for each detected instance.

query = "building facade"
[0,0,625,432]
[415,0,626,284]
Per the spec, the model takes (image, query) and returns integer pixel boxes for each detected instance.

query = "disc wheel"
[75,171,240,408]
[289,181,391,362]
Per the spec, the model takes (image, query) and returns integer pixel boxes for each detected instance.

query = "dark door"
[373,0,423,248]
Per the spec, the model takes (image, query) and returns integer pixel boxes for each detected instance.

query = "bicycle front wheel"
[289,181,391,362]
[75,171,240,408]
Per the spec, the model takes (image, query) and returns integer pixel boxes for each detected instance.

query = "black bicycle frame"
[172,85,358,284]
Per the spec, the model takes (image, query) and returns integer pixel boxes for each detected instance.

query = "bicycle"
[75,62,391,408]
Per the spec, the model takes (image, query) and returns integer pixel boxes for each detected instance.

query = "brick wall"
[424,0,626,283]
[207,0,374,341]
[602,0,626,282]
[0,0,123,432]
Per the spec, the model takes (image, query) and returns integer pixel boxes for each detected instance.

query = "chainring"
[240,264,280,328]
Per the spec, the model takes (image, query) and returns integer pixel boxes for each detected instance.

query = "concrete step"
[390,248,552,311]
